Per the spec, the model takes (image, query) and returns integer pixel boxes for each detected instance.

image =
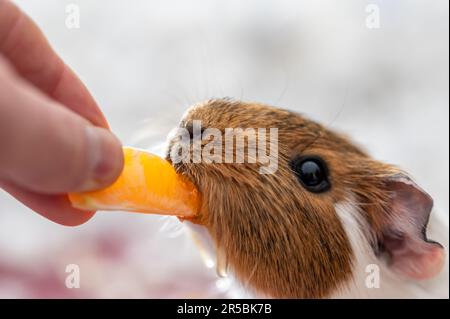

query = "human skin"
[0,0,124,226]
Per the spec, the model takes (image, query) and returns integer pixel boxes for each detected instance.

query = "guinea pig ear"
[376,173,445,280]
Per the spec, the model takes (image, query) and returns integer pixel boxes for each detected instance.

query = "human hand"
[0,1,124,226]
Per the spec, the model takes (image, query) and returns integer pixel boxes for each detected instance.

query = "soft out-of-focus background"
[0,0,448,298]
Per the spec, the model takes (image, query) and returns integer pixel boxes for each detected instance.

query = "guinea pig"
[165,98,449,299]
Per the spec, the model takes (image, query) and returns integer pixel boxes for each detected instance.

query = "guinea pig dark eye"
[290,156,331,193]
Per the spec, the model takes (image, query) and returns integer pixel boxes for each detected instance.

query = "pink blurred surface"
[0,216,233,298]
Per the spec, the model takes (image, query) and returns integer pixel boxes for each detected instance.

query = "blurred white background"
[0,0,448,298]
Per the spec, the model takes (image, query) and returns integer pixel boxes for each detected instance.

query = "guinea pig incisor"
[166,98,446,298]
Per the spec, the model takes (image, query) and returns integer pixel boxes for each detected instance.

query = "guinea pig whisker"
[242,263,259,291]
[299,87,349,154]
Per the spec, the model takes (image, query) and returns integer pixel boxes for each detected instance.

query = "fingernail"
[81,126,124,191]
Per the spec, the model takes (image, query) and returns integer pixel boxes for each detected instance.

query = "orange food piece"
[68,147,201,218]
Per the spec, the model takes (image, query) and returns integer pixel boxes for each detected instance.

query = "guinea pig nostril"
[185,123,194,140]
[185,123,204,140]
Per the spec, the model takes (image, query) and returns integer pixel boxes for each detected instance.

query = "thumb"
[0,59,123,194]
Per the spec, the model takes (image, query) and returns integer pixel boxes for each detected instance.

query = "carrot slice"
[68,147,201,217]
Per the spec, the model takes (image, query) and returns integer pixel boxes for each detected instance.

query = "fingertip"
[76,126,124,192]
[40,207,96,227]
[50,66,111,129]
[39,195,96,226]
[1,181,96,226]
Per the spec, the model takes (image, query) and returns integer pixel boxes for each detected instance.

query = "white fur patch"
[333,197,449,298]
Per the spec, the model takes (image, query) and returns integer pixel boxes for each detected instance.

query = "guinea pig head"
[166,99,445,298]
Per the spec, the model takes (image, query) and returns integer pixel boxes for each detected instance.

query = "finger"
[0,0,108,128]
[1,180,95,226]
[0,59,124,194]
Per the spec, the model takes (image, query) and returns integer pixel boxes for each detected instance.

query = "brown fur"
[166,99,407,298]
